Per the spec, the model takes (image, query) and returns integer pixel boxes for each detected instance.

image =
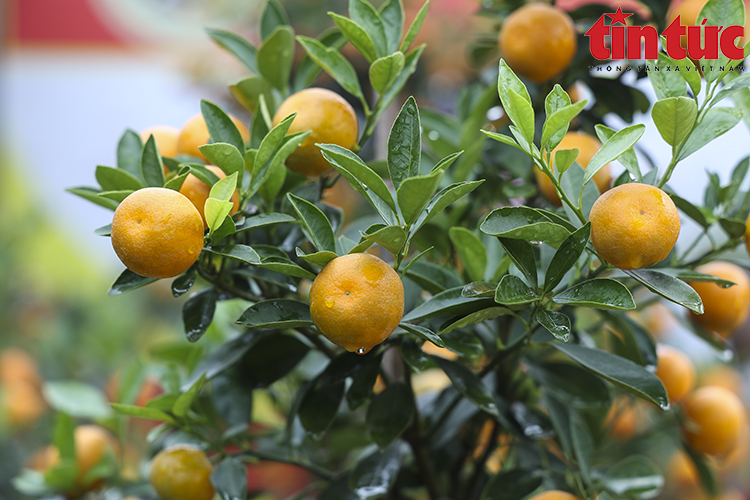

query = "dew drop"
[356,347,368,355]
[428,130,440,141]
[529,240,542,246]
[325,297,335,308]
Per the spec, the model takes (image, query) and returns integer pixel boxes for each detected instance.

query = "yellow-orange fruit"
[682,385,746,456]
[179,165,240,229]
[149,445,215,500]
[528,491,583,500]
[0,348,42,387]
[176,113,250,161]
[688,262,750,338]
[140,125,179,158]
[655,345,696,402]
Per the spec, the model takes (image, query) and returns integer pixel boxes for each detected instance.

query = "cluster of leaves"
[40,0,750,499]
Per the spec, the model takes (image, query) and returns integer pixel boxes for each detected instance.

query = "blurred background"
[2,0,750,498]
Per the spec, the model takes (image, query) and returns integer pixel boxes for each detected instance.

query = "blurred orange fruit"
[688,262,750,338]
[176,113,249,161]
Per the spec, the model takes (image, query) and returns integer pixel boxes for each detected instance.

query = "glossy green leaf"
[552,343,670,410]
[110,403,175,424]
[204,244,261,265]
[494,275,538,305]
[449,227,487,282]
[212,457,248,500]
[497,59,531,106]
[236,213,296,233]
[205,198,234,236]
[258,26,295,91]
[719,217,746,238]
[601,456,664,498]
[531,362,609,407]
[624,269,703,314]
[350,0,388,58]
[481,469,542,500]
[497,238,537,288]
[362,225,406,256]
[140,135,165,187]
[296,35,365,102]
[700,0,745,82]
[388,96,421,189]
[438,307,508,335]
[98,190,133,202]
[172,270,196,297]
[293,28,347,92]
[200,143,245,184]
[209,171,238,202]
[583,124,645,187]
[537,309,571,341]
[481,130,524,152]
[594,124,642,182]
[679,107,742,161]
[330,13,378,62]
[236,300,313,329]
[173,373,205,418]
[287,193,337,253]
[400,0,428,52]
[94,224,111,237]
[183,287,219,343]
[648,51,687,100]
[260,0,289,40]
[402,286,494,322]
[296,248,338,268]
[505,89,535,146]
[207,28,259,74]
[108,269,157,295]
[96,165,143,192]
[670,193,712,228]
[569,409,594,481]
[370,52,405,94]
[67,187,120,210]
[398,323,446,348]
[257,257,316,280]
[117,129,143,179]
[201,100,247,154]
[544,223,590,293]
[379,0,404,53]
[396,169,443,224]
[481,206,570,243]
[367,382,413,449]
[541,100,587,151]
[230,76,275,113]
[405,261,461,294]
[553,278,636,310]
[237,333,310,388]
[652,97,697,146]
[350,442,405,499]
[432,356,499,416]
[412,180,484,231]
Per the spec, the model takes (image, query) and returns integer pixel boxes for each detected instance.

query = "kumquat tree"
[11,0,750,499]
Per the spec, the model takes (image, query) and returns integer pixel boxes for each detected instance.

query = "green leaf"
[209,171,238,203]
[497,238,537,288]
[257,257,316,280]
[117,129,143,179]
[287,193,337,253]
[497,59,531,107]
[480,206,571,243]
[200,143,245,185]
[449,227,487,283]
[98,190,133,202]
[551,343,670,410]
[537,310,571,341]
[481,469,542,500]
[652,97,698,146]
[388,96,421,189]
[541,100,587,152]
[405,261,461,294]
[350,442,405,499]
[560,163,599,222]
[648,52,687,100]
[432,356,499,416]
[553,278,636,310]
[236,212,297,233]
[396,169,444,224]
[481,130,524,152]
[679,107,743,161]
[398,323,446,348]
[140,135,165,187]
[293,28,347,92]
[207,28,259,74]
[254,132,310,197]
[367,382,413,449]
[347,351,384,409]
[236,300,313,329]
[43,381,112,419]
[300,379,345,435]
[719,217,746,238]
[370,52,405,94]
[183,287,219,343]
[173,373,205,418]
[438,307,509,335]
[530,363,610,407]
[601,456,664,498]
[204,244,261,265]
[494,275,538,305]
[683,445,719,497]
[583,124,645,187]
[296,35,365,102]
[402,286,494,322]
[400,0,428,52]
[212,457,248,500]
[380,0,404,53]
[362,225,406,256]
[110,403,176,424]
[570,409,594,481]
[319,145,398,221]
[544,223,590,293]
[94,224,111,237]
[258,26,295,91]
[711,73,750,106]
[260,0,289,40]
[201,100,246,154]
[699,0,745,82]
[254,112,296,180]
[594,124,642,182]
[624,269,703,314]
[205,199,234,235]
[330,13,378,63]
[164,172,189,192]
[350,0,388,58]
[505,89,535,146]
[230,76,275,114]
[432,151,463,173]
[172,270,196,297]
[296,248,338,268]
[670,193,712,228]
[96,165,144,191]
[108,269,157,295]
[412,180,484,231]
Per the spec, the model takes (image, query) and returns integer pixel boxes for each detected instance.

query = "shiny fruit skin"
[149,445,215,500]
[589,183,680,270]
[498,4,577,83]
[655,344,696,402]
[272,88,358,177]
[688,262,750,338]
[110,188,204,279]
[179,165,240,229]
[176,113,250,161]
[682,385,746,456]
[309,253,404,354]
[140,125,180,158]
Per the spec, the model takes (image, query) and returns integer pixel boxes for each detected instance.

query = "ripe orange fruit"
[536,131,611,206]
[176,113,250,161]
[682,385,746,456]
[272,88,359,177]
[149,445,215,500]
[140,125,180,158]
[498,3,577,83]
[111,188,204,279]
[0,348,41,387]
[528,491,583,500]
[667,450,699,488]
[655,345,696,402]
[309,253,404,354]
[700,364,744,397]
[688,262,750,338]
[179,165,240,229]
[605,396,645,440]
[589,183,680,270]
[2,380,46,427]
[46,425,118,496]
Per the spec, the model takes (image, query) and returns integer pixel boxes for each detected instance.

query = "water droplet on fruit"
[325,297,335,308]
[356,347,368,355]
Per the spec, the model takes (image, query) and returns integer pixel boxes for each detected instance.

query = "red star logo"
[607,7,632,25]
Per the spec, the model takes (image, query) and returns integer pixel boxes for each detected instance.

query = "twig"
[237,450,334,481]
